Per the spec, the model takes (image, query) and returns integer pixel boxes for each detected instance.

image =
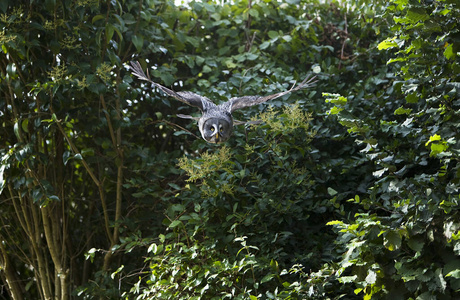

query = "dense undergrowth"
[1,0,459,299]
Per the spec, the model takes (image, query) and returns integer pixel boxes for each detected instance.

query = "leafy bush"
[6,0,458,299]
[325,0,460,299]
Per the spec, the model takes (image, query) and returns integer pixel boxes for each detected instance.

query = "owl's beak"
[210,124,220,142]
[210,132,219,143]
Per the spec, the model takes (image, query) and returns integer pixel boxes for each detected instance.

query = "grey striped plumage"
[130,61,316,143]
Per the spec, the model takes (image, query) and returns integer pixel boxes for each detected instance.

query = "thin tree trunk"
[0,241,24,300]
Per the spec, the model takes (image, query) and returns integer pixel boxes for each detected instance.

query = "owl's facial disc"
[202,118,232,143]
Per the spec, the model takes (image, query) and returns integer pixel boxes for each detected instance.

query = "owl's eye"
[220,127,224,133]
[210,127,215,132]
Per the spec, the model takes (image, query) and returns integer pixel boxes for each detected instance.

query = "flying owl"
[130,61,316,143]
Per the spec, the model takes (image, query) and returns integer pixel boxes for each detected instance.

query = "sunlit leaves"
[325,0,460,298]
[378,37,398,50]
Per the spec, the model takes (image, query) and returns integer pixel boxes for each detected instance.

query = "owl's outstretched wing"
[228,75,317,112]
[130,61,213,112]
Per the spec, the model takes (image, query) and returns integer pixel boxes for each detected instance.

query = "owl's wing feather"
[228,75,317,112]
[233,119,263,126]
[130,61,213,111]
[176,114,200,121]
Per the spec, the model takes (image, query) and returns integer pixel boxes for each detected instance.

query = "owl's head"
[201,117,233,143]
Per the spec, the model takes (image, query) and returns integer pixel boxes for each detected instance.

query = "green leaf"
[378,38,398,50]
[327,187,338,196]
[48,195,60,202]
[323,93,347,105]
[147,243,158,254]
[430,143,448,156]
[260,274,274,284]
[248,8,259,18]
[405,8,429,24]
[446,269,460,279]
[444,43,455,60]
[384,231,401,251]
[167,183,181,190]
[416,292,436,300]
[425,134,442,146]
[387,57,407,64]
[111,265,124,279]
[21,119,29,133]
[92,14,105,24]
[132,35,144,52]
[106,23,115,44]
[259,41,270,50]
[224,58,237,69]
[282,35,292,42]
[267,31,278,39]
[435,268,447,292]
[407,236,424,252]
[338,275,357,283]
[14,120,20,139]
[405,92,419,103]
[169,220,182,228]
[329,106,343,115]
[394,106,412,115]
[326,220,344,226]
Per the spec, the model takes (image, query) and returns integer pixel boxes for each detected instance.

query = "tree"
[5,0,449,299]
[326,0,460,298]
[1,0,175,298]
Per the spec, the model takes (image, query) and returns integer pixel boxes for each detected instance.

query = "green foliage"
[323,0,460,299]
[131,103,320,298]
[0,0,188,298]
[6,0,458,299]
